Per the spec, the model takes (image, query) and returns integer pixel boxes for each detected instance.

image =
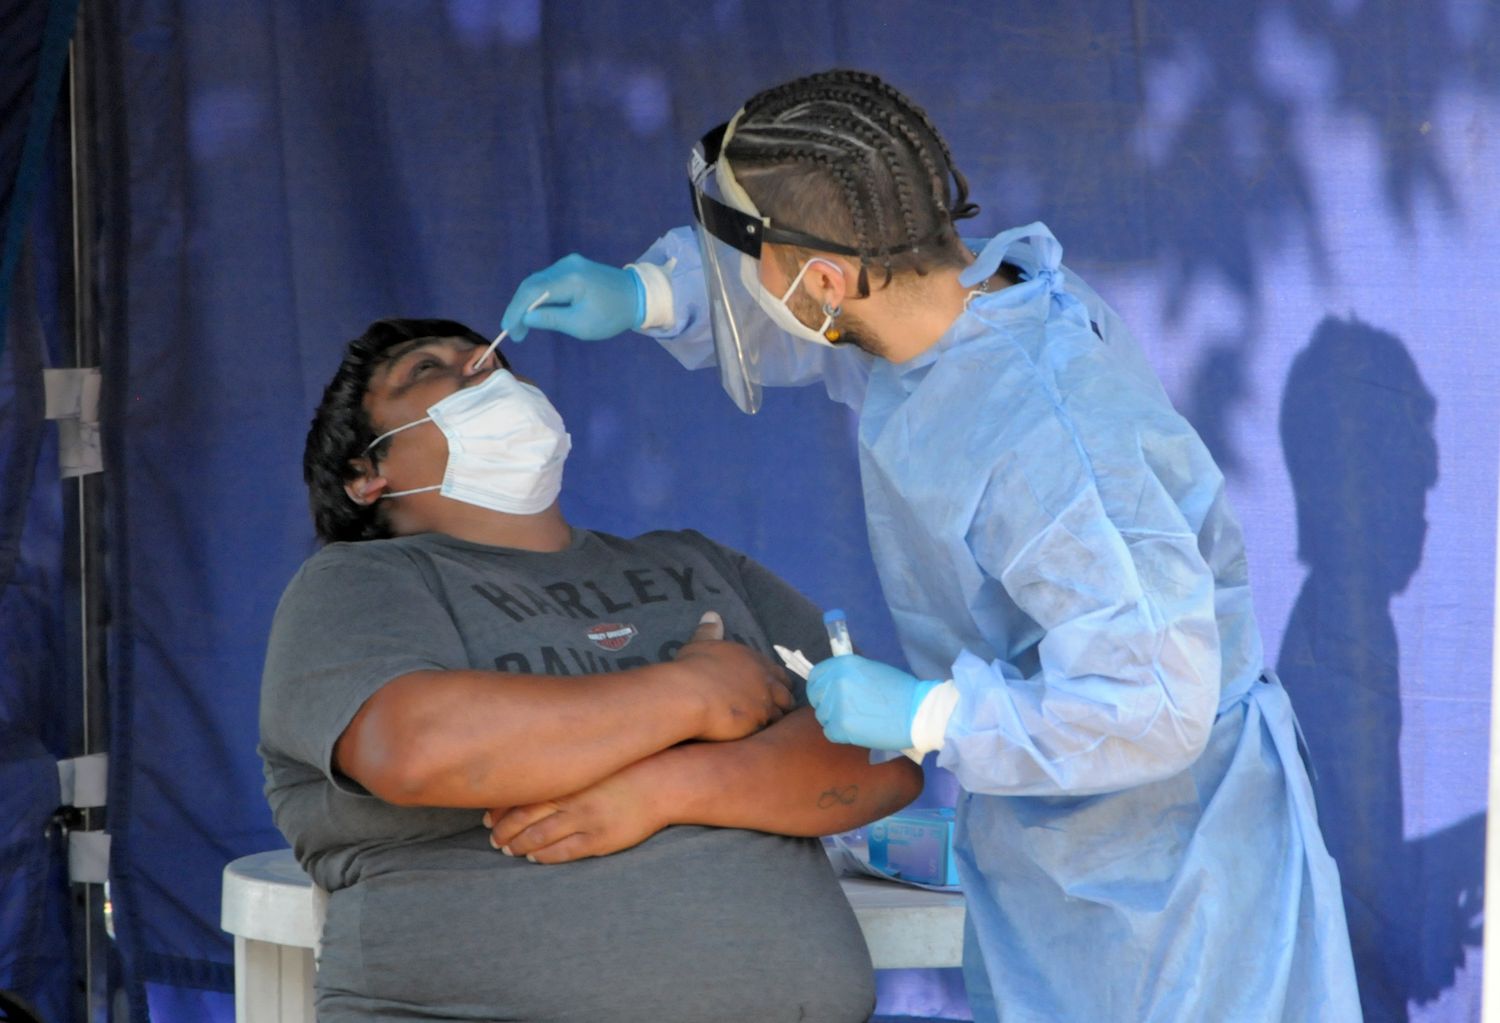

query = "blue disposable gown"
[637,222,1360,1022]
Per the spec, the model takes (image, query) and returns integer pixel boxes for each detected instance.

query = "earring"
[822,302,843,342]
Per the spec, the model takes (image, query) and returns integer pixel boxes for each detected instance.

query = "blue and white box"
[868,807,960,887]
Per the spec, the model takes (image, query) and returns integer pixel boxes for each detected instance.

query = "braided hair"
[724,69,979,295]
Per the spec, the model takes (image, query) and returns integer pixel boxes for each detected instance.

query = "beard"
[786,289,887,359]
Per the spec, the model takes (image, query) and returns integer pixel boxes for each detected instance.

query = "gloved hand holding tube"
[808,655,940,753]
[501,254,646,341]
[806,610,942,759]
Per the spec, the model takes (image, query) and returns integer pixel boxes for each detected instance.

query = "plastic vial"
[823,608,853,656]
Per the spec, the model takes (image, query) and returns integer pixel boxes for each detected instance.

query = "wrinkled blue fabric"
[639,222,1361,1021]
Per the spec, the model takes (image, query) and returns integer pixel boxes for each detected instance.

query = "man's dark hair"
[724,68,979,296]
[304,317,504,545]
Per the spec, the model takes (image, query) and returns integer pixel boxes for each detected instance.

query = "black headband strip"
[695,120,954,264]
[691,175,945,263]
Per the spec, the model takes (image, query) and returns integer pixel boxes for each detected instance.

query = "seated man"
[259,317,923,1023]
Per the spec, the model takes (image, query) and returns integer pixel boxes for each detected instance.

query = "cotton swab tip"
[469,290,552,373]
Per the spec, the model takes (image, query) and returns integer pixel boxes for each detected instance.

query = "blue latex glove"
[501,254,646,341]
[806,654,940,751]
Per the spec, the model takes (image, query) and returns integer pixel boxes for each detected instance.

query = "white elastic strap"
[628,261,677,331]
[910,680,960,754]
[380,484,441,500]
[364,416,438,502]
[364,415,430,456]
[782,257,840,335]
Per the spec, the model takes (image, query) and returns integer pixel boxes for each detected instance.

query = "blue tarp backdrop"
[1,1,85,1022]
[1,1,1496,1020]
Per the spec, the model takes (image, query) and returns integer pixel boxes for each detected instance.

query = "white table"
[222,848,966,1023]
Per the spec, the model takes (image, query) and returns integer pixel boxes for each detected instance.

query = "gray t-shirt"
[259,527,874,1022]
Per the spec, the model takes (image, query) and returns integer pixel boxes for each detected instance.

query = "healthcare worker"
[501,69,1361,1022]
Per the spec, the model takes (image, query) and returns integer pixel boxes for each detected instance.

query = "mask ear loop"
[352,416,435,504]
[375,483,441,501]
[779,257,845,339]
[363,416,429,460]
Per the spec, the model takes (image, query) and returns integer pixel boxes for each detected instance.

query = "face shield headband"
[689,118,866,267]
[690,113,957,295]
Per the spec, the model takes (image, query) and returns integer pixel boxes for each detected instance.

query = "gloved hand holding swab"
[467,291,551,374]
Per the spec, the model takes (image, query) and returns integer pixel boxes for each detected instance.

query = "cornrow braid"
[763,83,954,227]
[818,103,926,279]
[804,68,978,220]
[741,70,977,222]
[725,69,977,288]
[735,120,895,289]
[739,135,882,295]
[828,70,979,221]
[796,99,921,282]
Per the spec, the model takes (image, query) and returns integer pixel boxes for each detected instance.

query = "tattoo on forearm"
[817,785,859,809]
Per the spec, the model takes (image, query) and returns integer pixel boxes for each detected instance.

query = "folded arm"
[488,706,924,863]
[335,618,793,809]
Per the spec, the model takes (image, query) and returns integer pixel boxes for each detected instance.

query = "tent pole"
[67,2,111,1019]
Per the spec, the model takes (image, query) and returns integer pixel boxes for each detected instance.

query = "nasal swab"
[468,291,551,374]
[775,645,816,680]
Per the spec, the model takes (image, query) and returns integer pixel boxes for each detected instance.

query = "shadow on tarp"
[1277,315,1481,1021]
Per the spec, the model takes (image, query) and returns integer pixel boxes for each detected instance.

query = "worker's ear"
[344,459,388,507]
[798,256,851,312]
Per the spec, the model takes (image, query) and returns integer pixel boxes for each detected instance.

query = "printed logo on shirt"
[586,622,638,651]
[470,564,721,624]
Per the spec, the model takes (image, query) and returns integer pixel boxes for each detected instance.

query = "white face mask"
[738,254,844,347]
[364,369,572,515]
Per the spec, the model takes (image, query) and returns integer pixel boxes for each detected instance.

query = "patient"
[258,318,923,1022]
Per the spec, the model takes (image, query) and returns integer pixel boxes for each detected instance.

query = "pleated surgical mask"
[363,369,571,515]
